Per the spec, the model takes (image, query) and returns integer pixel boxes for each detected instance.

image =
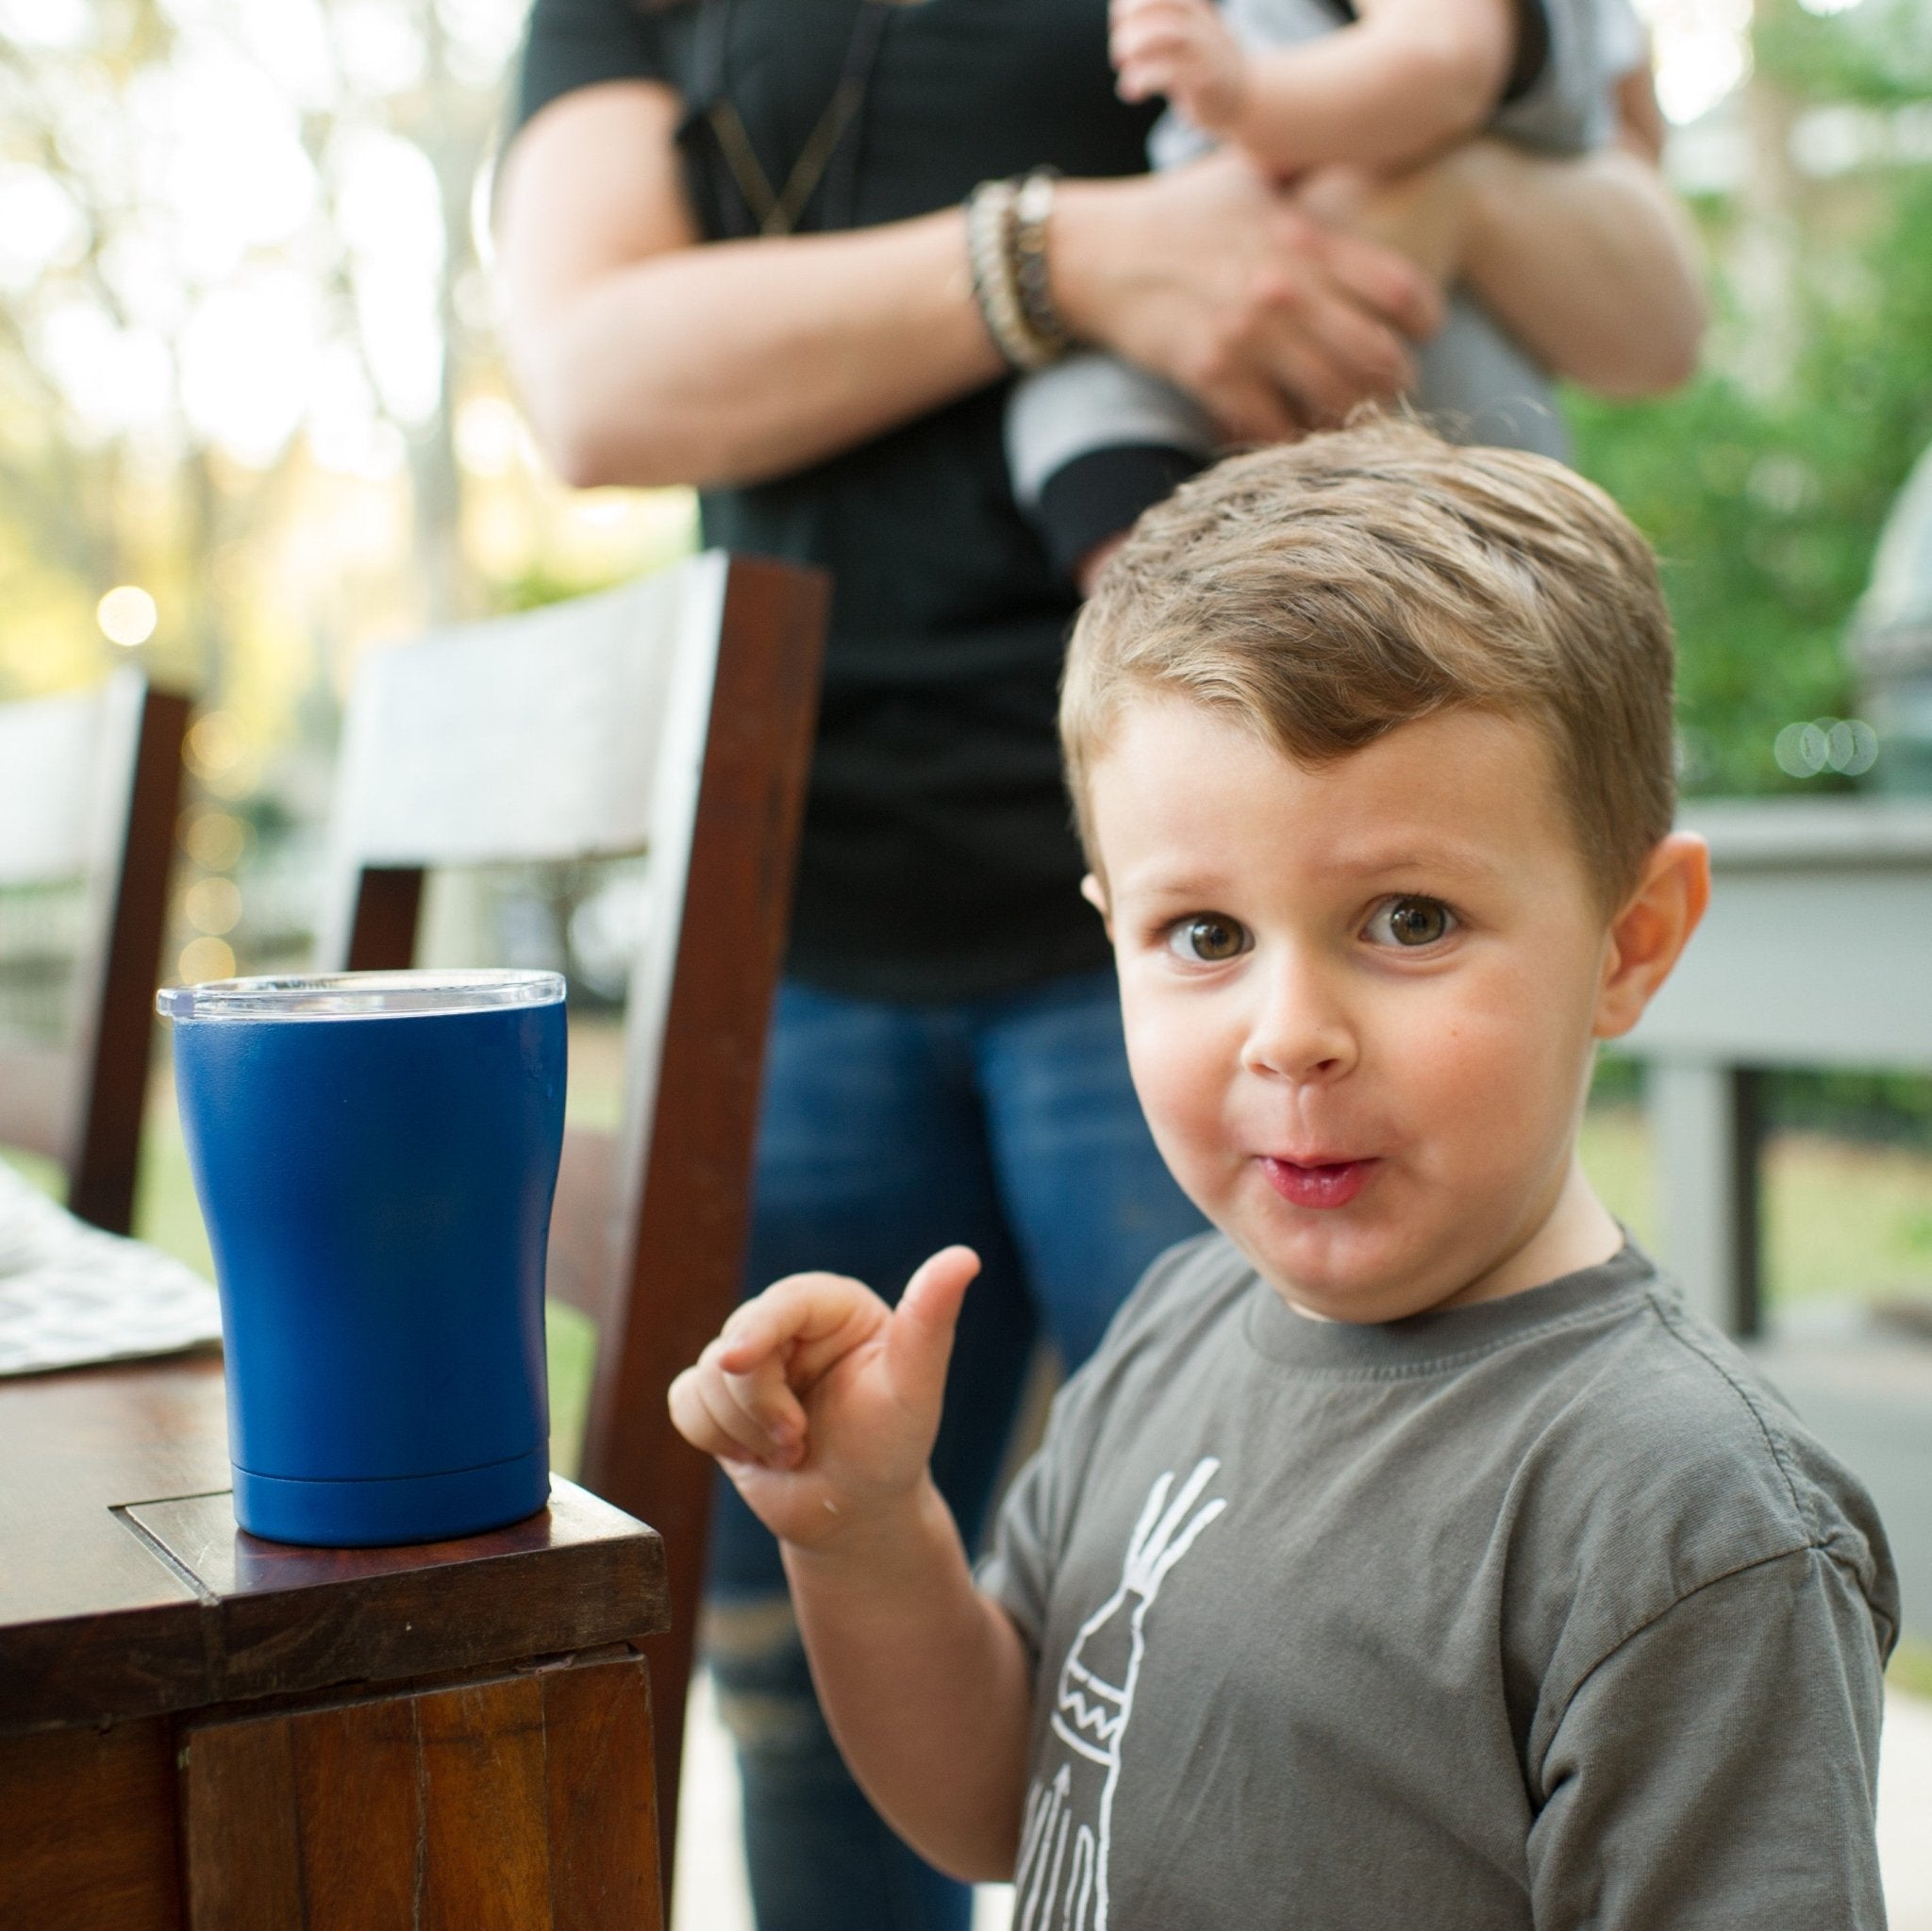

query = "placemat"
[0,1162,223,1375]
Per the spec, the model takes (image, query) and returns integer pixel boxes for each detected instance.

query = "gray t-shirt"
[980,1236,1897,1929]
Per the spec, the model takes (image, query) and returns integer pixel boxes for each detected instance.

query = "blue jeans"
[706,970,1206,1931]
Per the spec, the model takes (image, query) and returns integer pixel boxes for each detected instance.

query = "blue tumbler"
[158,970,567,1547]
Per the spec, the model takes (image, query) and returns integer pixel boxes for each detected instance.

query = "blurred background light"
[1638,0,1755,126]
[181,810,249,874]
[182,877,243,938]
[177,938,237,985]
[184,713,244,785]
[97,587,158,648]
[1774,717,1882,777]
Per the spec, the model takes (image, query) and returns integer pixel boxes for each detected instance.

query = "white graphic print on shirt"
[1013,1457,1228,1931]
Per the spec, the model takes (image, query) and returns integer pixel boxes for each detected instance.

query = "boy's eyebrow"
[1317,840,1510,882]
[1115,840,1510,900]
[1110,862,1242,901]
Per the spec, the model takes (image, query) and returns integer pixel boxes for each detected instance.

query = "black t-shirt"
[514,0,1159,1002]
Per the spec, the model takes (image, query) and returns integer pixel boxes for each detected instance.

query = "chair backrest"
[315,551,828,1873]
[0,670,189,1233]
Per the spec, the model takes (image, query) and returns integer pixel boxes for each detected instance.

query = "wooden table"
[0,1355,670,1930]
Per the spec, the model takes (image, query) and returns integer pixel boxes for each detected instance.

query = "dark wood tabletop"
[0,1354,670,1734]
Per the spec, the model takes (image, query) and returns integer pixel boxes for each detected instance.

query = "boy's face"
[1087,698,1672,1323]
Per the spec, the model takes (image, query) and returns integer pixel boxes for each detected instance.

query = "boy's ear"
[1592,832,1710,1040]
[1080,872,1113,937]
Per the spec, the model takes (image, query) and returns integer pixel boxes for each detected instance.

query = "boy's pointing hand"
[668,1246,981,1550]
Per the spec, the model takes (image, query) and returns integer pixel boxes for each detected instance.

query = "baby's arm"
[668,1249,1035,1880]
[1113,0,1517,177]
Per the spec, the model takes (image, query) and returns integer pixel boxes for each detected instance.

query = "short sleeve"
[513,0,675,137]
[975,1373,1097,1658]
[1492,0,1616,153]
[1595,0,1648,80]
[975,1457,1055,1658]
[1526,1547,1889,1929]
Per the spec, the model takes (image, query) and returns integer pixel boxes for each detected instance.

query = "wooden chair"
[0,669,189,1234]
[314,552,828,1882]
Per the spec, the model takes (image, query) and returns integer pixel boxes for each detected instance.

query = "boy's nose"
[1240,961,1357,1086]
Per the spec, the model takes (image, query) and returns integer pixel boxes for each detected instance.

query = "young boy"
[672,421,1897,1927]
[1011,0,1640,584]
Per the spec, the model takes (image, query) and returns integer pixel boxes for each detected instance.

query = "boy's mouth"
[1259,1157,1377,1209]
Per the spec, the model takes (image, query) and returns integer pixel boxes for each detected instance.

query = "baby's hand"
[667,1246,980,1551]
[1110,0,1248,137]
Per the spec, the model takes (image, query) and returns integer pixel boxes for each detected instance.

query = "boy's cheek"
[1118,994,1230,1121]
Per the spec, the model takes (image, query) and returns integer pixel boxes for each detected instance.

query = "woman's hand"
[1054,149,1444,445]
[668,1246,981,1552]
[1293,97,1705,397]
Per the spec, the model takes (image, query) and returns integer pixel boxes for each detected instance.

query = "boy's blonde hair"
[1061,418,1676,909]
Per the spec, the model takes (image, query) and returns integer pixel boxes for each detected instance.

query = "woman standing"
[495,6,1701,1925]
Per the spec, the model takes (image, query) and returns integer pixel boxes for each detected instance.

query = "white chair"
[312,551,829,1888]
[0,670,188,1233]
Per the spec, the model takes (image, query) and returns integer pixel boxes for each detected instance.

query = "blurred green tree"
[1568,0,1932,795]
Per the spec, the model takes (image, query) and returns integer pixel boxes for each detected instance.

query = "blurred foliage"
[1569,163,1932,795]
[1568,0,1932,1157]
[1892,1634,1932,1701]
[1754,0,1932,108]
[1599,1053,1932,1148]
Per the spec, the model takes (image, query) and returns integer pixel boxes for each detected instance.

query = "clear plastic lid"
[157,969,566,1023]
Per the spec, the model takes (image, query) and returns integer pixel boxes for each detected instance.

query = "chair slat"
[0,686,113,886]
[0,674,186,1229]
[333,561,726,871]
[0,1042,70,1160]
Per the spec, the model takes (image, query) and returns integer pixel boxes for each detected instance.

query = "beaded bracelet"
[965,173,1070,373]
[965,178,1031,370]
[1011,170,1070,362]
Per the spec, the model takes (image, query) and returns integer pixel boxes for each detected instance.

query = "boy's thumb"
[886,1245,981,1399]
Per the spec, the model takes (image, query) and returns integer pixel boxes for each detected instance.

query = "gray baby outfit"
[980,1235,1896,1928]
[1008,0,1642,564]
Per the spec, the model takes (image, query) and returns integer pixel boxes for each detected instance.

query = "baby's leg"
[1006,353,1218,582]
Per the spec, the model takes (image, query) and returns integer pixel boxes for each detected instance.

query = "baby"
[1010,0,1636,583]
[675,421,1895,1927]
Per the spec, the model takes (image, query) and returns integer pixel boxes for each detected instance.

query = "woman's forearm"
[784,1478,1036,1882]
[517,215,1002,490]
[496,83,1003,490]
[1449,138,1705,395]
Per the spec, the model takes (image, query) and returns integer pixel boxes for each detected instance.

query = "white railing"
[1628,796,1932,1637]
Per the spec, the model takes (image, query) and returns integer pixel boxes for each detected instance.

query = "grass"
[1576,1104,1932,1313]
[1892,1636,1932,1701]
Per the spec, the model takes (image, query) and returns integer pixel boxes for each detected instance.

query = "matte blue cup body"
[160,973,566,1547]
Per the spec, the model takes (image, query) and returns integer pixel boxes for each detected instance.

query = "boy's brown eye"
[1171,915,1248,962]
[1377,897,1452,947]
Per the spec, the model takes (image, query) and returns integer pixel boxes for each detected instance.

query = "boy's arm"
[783,1482,1037,1879]
[1113,0,1516,177]
[1528,1547,1889,1926]
[668,1250,1036,1880]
